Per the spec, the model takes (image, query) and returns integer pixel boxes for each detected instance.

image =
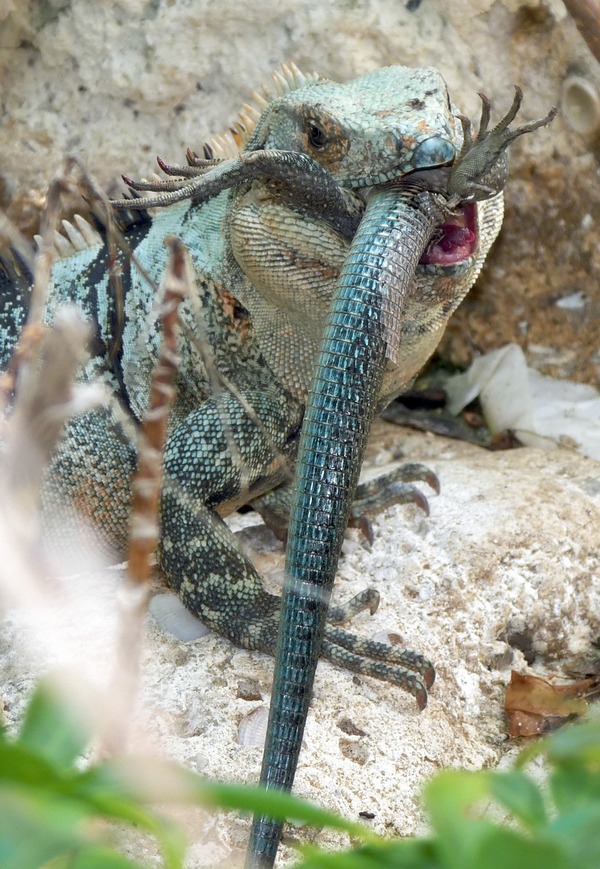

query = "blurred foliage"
[1,678,599,868]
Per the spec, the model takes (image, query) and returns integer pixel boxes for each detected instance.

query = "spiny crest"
[49,63,324,253]
[109,62,325,211]
[206,62,322,158]
[35,214,103,259]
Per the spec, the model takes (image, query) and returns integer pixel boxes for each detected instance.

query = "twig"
[563,0,600,65]
[101,236,189,755]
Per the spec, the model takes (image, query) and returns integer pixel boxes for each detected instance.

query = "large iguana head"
[112,63,481,273]
[245,65,460,187]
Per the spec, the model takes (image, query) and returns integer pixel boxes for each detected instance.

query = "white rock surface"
[1,423,598,866]
[0,0,590,210]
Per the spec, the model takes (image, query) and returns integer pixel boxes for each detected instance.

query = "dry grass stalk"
[127,236,189,585]
[102,236,189,754]
[0,164,105,609]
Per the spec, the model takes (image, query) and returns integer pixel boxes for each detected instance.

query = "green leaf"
[18,679,90,768]
[68,766,186,869]
[545,721,600,767]
[546,804,600,869]
[97,759,375,841]
[424,770,495,869]
[0,741,64,788]
[198,779,375,841]
[471,827,568,869]
[425,769,492,828]
[296,837,442,869]
[68,845,148,869]
[488,770,547,830]
[0,784,90,869]
[550,765,600,816]
[0,746,185,869]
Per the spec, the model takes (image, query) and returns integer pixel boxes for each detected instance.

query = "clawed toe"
[349,462,440,539]
[322,624,435,709]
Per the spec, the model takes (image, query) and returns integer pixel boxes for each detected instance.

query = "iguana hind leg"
[158,385,297,651]
[159,387,432,699]
[40,382,137,562]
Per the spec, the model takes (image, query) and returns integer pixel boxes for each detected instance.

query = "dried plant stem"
[0,309,95,608]
[562,0,600,64]
[102,236,189,755]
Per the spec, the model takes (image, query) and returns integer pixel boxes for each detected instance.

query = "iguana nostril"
[412,135,456,168]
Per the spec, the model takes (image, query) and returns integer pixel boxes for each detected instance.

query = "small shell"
[561,75,600,136]
[237,706,269,747]
[149,593,211,641]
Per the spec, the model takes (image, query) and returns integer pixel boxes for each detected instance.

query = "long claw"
[415,684,428,711]
[423,664,436,690]
[423,468,441,495]
[476,92,492,138]
[357,512,375,546]
[409,487,430,516]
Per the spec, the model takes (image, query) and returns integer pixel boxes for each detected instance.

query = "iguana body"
[0,63,554,867]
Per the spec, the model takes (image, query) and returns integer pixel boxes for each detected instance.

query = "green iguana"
[0,63,555,867]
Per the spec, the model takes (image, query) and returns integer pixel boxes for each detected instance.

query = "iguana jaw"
[353,178,479,274]
[420,202,477,267]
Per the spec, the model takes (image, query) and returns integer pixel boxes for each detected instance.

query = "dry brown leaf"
[505,670,596,737]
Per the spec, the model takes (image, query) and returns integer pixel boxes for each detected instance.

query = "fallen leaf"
[505,670,597,737]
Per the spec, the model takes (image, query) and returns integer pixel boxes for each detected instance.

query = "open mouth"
[352,171,479,271]
[419,203,478,267]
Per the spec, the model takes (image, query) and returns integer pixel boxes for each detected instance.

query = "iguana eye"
[306,119,328,150]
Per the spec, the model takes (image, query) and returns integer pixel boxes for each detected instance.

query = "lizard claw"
[349,462,440,537]
[447,87,557,203]
[322,625,435,708]
[328,587,381,623]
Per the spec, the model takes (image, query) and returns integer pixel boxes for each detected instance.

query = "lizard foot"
[327,587,381,623]
[322,625,434,709]
[447,87,557,203]
[349,463,440,544]
[251,462,439,546]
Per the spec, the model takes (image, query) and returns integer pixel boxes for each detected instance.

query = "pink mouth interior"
[420,203,477,266]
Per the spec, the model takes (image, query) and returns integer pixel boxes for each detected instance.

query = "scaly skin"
[0,63,555,869]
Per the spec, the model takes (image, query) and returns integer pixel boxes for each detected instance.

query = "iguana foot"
[323,625,434,709]
[324,590,434,708]
[327,587,380,623]
[447,87,557,203]
[251,462,439,545]
[349,463,440,544]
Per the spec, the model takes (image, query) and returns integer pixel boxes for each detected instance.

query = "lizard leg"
[40,401,137,561]
[158,387,296,652]
[159,390,433,693]
[113,149,362,238]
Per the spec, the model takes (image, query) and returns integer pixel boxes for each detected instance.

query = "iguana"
[0,63,555,868]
